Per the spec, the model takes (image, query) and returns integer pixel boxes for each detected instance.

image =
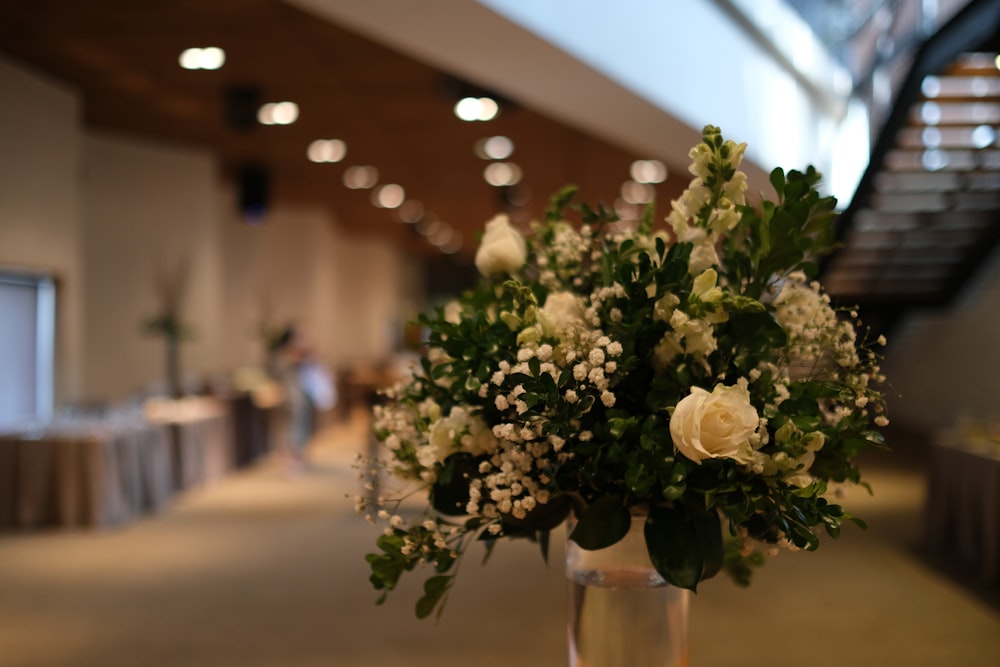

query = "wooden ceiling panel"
[0,0,688,261]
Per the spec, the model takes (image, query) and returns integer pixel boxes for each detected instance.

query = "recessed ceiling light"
[630,159,667,184]
[178,47,225,70]
[397,200,424,224]
[621,180,655,204]
[484,162,522,187]
[343,165,379,189]
[440,233,463,254]
[475,135,514,160]
[372,184,405,209]
[454,96,499,122]
[307,139,346,163]
[258,101,298,126]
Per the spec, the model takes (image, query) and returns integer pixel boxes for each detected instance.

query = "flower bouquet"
[360,125,888,621]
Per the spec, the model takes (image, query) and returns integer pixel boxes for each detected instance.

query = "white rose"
[670,383,759,465]
[474,214,526,277]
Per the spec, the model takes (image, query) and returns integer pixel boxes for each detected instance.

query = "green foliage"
[142,313,194,342]
[362,125,890,618]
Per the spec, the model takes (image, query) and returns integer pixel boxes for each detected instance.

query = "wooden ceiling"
[0,0,686,262]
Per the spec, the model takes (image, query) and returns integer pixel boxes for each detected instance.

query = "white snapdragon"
[688,241,721,275]
[669,309,717,358]
[475,214,527,277]
[692,268,724,304]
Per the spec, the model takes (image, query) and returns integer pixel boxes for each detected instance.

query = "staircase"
[818,0,1000,330]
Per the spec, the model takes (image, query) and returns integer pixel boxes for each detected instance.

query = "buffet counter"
[925,432,1000,586]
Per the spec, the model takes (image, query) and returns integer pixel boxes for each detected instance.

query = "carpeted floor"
[0,412,997,667]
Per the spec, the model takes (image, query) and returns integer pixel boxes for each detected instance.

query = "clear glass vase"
[566,510,690,667]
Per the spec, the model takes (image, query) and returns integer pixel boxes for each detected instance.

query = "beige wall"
[1,55,421,407]
[0,56,84,406]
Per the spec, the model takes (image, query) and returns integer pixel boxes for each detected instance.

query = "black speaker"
[238,164,269,224]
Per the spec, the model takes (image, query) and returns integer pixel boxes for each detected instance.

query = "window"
[0,270,55,425]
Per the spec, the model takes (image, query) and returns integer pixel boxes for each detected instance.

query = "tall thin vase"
[565,510,690,667]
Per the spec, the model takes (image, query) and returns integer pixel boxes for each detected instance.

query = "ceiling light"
[397,200,424,223]
[484,162,522,187]
[416,216,441,236]
[475,135,514,160]
[258,101,298,126]
[454,96,499,122]
[179,47,226,70]
[428,224,454,247]
[343,165,379,189]
[630,159,667,184]
[440,233,463,255]
[621,180,655,204]
[307,139,346,163]
[614,198,641,221]
[372,184,405,209]
[476,97,499,121]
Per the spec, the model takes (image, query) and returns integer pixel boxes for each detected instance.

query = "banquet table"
[1,397,236,531]
[226,391,279,468]
[0,417,173,529]
[925,433,1000,586]
[144,397,234,491]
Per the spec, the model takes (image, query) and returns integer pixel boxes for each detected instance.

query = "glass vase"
[565,510,690,667]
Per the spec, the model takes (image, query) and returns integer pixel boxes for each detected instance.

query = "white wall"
[0,56,84,406]
[1,56,420,407]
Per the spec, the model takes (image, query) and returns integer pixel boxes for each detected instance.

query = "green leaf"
[431,454,476,515]
[415,575,452,619]
[691,507,724,580]
[569,495,631,550]
[546,185,578,222]
[644,504,702,591]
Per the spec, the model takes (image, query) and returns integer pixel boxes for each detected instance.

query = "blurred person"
[273,324,336,473]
